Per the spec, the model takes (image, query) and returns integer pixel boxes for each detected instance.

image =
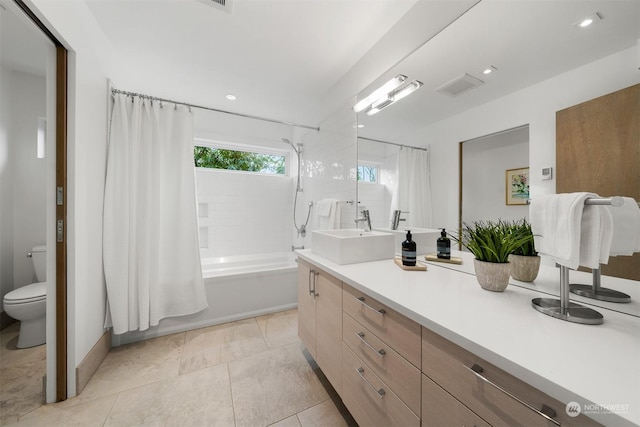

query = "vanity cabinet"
[296,258,343,394]
[341,283,422,426]
[342,284,421,416]
[421,327,602,427]
[342,342,420,427]
[298,256,605,427]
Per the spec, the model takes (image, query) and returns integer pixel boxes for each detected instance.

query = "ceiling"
[0,0,480,128]
[358,0,640,142]
[83,0,424,126]
[2,0,638,135]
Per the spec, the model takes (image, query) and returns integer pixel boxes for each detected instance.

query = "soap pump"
[437,228,451,260]
[402,230,417,266]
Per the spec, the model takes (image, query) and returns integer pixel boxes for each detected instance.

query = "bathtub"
[112,252,298,346]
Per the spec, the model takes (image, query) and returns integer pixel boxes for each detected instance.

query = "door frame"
[13,0,68,402]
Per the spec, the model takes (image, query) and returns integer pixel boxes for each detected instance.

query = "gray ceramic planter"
[508,254,541,282]
[473,259,511,292]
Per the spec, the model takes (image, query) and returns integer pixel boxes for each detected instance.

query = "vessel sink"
[311,229,395,265]
[373,227,441,256]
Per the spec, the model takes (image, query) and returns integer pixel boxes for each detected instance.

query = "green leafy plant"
[451,219,533,263]
[194,147,285,174]
[508,218,537,256]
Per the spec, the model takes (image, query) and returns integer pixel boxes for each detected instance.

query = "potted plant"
[454,220,531,292]
[507,219,541,282]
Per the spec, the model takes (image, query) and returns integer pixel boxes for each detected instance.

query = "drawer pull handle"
[464,364,560,426]
[356,296,386,316]
[355,332,386,358]
[356,367,385,399]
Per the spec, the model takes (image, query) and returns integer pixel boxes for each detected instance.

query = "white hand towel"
[315,199,340,230]
[579,204,613,269]
[530,192,595,269]
[607,197,640,256]
[316,199,334,217]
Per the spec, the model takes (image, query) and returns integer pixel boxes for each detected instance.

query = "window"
[357,164,379,183]
[194,139,286,175]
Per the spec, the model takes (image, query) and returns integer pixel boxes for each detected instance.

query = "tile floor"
[0,309,357,426]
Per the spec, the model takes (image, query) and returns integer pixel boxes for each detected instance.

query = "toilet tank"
[31,245,47,282]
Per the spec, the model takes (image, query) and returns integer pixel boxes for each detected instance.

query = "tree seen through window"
[194,146,285,175]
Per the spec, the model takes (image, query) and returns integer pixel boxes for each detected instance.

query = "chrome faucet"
[355,209,372,232]
[391,210,409,230]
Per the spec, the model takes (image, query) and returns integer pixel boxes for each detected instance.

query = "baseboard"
[0,311,17,331]
[75,329,111,395]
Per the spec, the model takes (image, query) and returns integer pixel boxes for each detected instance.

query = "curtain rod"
[111,88,320,132]
[358,136,428,152]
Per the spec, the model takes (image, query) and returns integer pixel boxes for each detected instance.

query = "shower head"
[282,138,301,156]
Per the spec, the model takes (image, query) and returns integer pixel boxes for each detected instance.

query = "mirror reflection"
[356,0,638,231]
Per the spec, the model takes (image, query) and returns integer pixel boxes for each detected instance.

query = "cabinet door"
[422,374,490,427]
[315,269,343,394]
[297,260,316,358]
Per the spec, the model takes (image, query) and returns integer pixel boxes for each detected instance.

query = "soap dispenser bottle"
[437,228,451,260]
[402,230,417,266]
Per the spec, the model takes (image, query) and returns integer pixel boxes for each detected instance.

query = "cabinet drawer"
[342,343,420,427]
[422,327,602,427]
[422,374,490,427]
[343,284,421,368]
[343,312,421,416]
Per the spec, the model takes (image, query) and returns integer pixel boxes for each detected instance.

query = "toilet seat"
[4,282,46,304]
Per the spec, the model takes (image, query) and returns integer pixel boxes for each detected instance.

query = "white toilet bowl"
[4,244,47,349]
[4,282,47,348]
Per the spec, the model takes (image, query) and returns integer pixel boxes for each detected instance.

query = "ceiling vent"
[195,0,233,13]
[436,73,484,97]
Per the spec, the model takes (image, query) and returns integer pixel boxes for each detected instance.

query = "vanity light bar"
[353,74,407,113]
[365,80,423,116]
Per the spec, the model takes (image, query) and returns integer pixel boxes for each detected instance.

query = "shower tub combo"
[111,252,298,346]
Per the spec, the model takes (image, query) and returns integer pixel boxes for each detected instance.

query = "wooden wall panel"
[556,84,639,280]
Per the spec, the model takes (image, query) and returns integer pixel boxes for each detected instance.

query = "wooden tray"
[424,254,463,265]
[394,258,427,271]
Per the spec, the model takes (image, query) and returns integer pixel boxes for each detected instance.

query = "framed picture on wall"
[506,167,529,205]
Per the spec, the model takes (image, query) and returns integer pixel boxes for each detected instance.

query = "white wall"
[357,139,398,229]
[0,67,47,308]
[197,169,293,257]
[0,65,15,304]
[405,45,639,233]
[462,126,529,225]
[30,0,114,398]
[7,70,47,292]
[296,99,358,249]
[193,107,297,257]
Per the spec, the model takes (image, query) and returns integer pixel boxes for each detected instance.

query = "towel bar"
[532,265,604,325]
[569,267,631,303]
[530,194,626,325]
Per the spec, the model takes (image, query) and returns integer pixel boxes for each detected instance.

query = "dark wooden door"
[556,84,639,280]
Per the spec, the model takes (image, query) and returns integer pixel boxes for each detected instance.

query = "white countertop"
[296,249,640,427]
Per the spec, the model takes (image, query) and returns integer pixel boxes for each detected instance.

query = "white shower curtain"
[390,147,433,228]
[103,94,207,334]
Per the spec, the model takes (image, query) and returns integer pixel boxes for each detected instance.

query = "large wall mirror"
[355,1,639,280]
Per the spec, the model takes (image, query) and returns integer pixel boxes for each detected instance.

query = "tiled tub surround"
[296,249,640,427]
[1,309,356,426]
[112,253,298,346]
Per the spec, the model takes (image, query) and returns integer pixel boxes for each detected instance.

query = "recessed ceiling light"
[226,94,237,101]
[573,12,601,29]
[482,66,497,75]
[357,124,365,128]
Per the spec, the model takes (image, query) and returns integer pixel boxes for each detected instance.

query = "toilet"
[3,245,47,348]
